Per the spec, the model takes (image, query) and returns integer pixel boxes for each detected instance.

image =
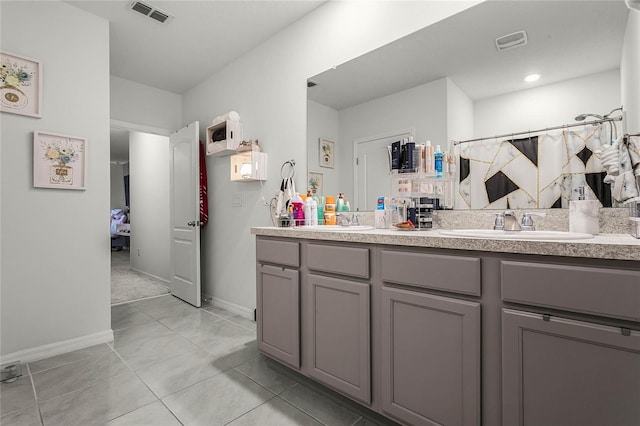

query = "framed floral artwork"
[1,51,42,118]
[33,131,87,190]
[308,172,323,196]
[319,138,335,168]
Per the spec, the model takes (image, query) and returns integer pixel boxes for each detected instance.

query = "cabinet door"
[306,274,371,404]
[502,309,640,426]
[380,286,481,426]
[257,264,300,368]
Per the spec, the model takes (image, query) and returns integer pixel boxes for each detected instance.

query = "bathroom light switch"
[232,193,242,207]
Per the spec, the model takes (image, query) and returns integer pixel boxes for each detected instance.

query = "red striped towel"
[199,141,208,228]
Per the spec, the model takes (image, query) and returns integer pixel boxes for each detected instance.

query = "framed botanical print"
[33,131,87,190]
[308,172,323,196]
[1,51,42,118]
[319,138,335,168]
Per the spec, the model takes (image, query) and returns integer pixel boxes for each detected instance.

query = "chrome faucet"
[486,212,505,230]
[503,210,521,231]
[335,213,359,226]
[520,212,547,231]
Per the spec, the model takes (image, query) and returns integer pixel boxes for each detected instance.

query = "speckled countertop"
[251,227,640,261]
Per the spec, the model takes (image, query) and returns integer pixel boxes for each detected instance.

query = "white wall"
[110,164,126,210]
[129,132,170,283]
[338,78,448,201]
[621,9,640,134]
[307,100,340,196]
[474,69,621,139]
[110,75,181,283]
[446,78,474,149]
[182,1,479,314]
[111,76,182,132]
[1,2,111,360]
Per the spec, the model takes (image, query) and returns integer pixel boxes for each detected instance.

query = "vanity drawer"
[256,238,300,268]
[501,260,640,321]
[307,244,369,279]
[380,250,481,296]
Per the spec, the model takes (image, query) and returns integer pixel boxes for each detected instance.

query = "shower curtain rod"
[453,115,624,145]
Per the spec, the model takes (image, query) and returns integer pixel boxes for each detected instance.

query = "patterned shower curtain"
[456,126,612,209]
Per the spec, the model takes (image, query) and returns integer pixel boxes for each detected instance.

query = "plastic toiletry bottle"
[400,138,408,171]
[425,141,435,175]
[406,136,415,172]
[391,141,401,171]
[414,143,422,174]
[310,192,318,226]
[291,193,305,226]
[434,145,444,178]
[287,205,294,226]
[569,186,599,234]
[316,196,325,225]
[337,193,345,211]
[304,191,314,226]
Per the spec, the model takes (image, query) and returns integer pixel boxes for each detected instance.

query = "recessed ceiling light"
[524,74,540,83]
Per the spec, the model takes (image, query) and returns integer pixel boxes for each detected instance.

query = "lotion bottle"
[434,145,444,178]
[569,186,599,234]
[425,141,435,175]
[337,193,345,211]
[304,191,314,226]
[310,193,318,226]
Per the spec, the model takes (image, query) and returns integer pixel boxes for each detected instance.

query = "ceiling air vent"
[495,30,527,52]
[129,1,173,24]
[149,10,170,23]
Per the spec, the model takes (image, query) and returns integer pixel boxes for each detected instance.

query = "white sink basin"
[438,229,594,240]
[293,225,375,232]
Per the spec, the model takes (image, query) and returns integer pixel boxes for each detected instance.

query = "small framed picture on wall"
[1,51,42,118]
[308,172,323,196]
[33,131,87,190]
[319,138,335,168]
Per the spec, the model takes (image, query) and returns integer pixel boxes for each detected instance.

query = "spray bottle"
[434,145,444,178]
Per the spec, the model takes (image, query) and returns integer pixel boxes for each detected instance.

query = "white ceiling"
[67,0,325,162]
[308,1,630,110]
[68,0,325,95]
[80,1,630,162]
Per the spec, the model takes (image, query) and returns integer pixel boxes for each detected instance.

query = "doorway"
[353,128,413,211]
[110,121,172,304]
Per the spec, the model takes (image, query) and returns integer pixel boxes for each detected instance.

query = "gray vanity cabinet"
[256,239,301,369]
[306,274,371,404]
[502,309,640,426]
[380,286,481,426]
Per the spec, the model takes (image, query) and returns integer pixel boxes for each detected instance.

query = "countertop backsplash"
[355,208,630,234]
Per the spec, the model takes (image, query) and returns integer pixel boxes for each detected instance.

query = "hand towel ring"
[280,160,296,179]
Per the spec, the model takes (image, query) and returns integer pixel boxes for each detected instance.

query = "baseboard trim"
[0,330,114,365]
[204,294,254,320]
[130,267,170,285]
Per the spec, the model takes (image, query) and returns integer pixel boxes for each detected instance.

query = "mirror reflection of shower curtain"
[457,126,611,209]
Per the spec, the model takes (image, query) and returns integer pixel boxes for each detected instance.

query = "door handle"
[187,220,200,227]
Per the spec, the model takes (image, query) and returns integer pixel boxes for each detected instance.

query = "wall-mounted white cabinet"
[230,151,267,182]
[206,114,242,156]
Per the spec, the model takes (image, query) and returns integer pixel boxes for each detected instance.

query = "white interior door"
[354,129,412,211]
[169,121,201,307]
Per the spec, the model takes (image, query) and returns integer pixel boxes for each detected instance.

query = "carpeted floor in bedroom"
[111,250,169,305]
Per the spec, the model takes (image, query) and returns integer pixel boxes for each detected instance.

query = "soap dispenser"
[337,193,345,211]
[569,186,599,234]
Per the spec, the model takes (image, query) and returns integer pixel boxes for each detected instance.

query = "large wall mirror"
[307,1,635,211]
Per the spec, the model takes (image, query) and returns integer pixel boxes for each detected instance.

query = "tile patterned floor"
[0,295,394,426]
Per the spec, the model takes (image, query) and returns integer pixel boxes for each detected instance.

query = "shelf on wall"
[230,151,267,182]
